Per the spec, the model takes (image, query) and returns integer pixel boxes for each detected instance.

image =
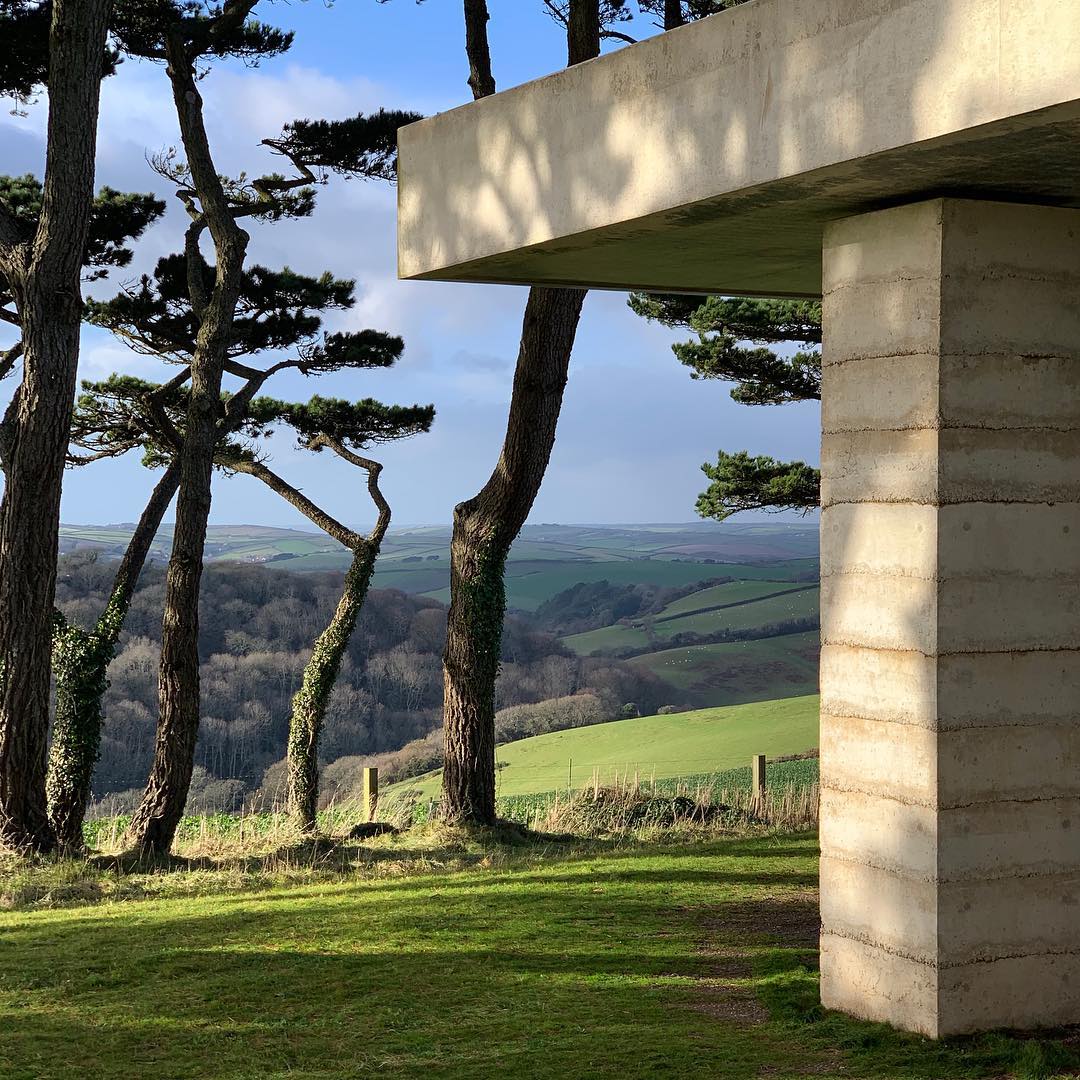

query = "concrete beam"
[397,0,1080,296]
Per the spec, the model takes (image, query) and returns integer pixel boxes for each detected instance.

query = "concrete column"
[819,199,1080,1038]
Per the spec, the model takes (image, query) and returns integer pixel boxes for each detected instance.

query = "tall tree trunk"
[125,37,249,856]
[441,289,585,823]
[664,1,685,30]
[47,463,179,852]
[287,542,378,831]
[463,0,496,99]
[0,0,112,853]
[439,1,597,825]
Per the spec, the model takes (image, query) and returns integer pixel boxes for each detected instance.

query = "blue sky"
[0,2,820,529]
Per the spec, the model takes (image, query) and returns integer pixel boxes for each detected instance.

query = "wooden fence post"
[363,767,379,822]
[752,754,767,799]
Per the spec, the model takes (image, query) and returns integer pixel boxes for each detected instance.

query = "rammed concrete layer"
[822,787,1080,883]
[822,935,1080,1038]
[819,199,1080,1037]
[397,0,1080,295]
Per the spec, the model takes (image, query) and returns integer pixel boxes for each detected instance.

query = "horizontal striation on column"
[938,723,1080,806]
[940,798,1080,882]
[823,572,1080,653]
[821,715,937,807]
[937,577,1080,651]
[820,933,939,1038]
[823,856,1080,970]
[821,280,942,366]
[937,649,1080,729]
[823,786,1080,884]
[821,573,936,653]
[822,199,945,296]
[821,352,939,432]
[823,503,1080,582]
[820,644,936,726]
[939,275,1080,359]
[821,503,937,580]
[939,952,1080,1037]
[820,786,936,880]
[820,856,938,965]
[938,873,1080,967]
[822,714,1080,807]
[823,428,1080,507]
[822,645,1080,729]
[938,353,1080,429]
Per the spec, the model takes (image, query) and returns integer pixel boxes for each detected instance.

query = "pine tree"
[628,293,822,519]
[0,179,165,852]
[103,0,419,854]
[432,0,599,825]
[80,251,430,848]
[0,0,123,852]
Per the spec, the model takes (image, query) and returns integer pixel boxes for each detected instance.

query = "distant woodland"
[55,554,671,814]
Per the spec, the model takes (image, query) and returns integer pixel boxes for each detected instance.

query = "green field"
[630,632,820,709]
[563,582,819,654]
[391,696,819,800]
[1,832,1073,1079]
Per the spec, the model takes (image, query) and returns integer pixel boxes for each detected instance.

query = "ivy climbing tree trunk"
[0,0,112,853]
[286,544,379,830]
[439,0,597,825]
[125,35,250,856]
[233,448,391,833]
[47,463,180,852]
[441,288,585,823]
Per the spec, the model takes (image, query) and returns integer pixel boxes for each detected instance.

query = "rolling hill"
[60,520,819,612]
[562,581,819,654]
[630,632,820,709]
[389,694,820,800]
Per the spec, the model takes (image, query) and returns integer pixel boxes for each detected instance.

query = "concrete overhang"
[397,0,1080,298]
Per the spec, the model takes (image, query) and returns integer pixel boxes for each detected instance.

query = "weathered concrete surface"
[398,0,1080,296]
[819,198,1080,1038]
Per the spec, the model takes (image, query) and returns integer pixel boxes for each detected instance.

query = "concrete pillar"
[819,198,1080,1038]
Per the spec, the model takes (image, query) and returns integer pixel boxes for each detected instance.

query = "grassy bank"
[1,831,1077,1079]
[389,695,820,801]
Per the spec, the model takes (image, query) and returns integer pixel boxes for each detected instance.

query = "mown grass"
[1,830,1077,1079]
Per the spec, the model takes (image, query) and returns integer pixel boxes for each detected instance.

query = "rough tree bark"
[440,1,597,825]
[664,1,685,29]
[0,0,112,853]
[47,463,180,852]
[125,32,250,855]
[234,447,390,832]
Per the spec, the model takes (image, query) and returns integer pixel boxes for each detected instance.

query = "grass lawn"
[391,696,819,800]
[0,832,1075,1079]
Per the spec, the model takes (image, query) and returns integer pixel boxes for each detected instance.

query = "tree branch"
[313,436,391,545]
[231,457,362,550]
[0,341,23,381]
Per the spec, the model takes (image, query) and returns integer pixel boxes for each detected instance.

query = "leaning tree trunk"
[124,40,249,856]
[0,0,112,853]
[439,0,597,826]
[287,543,379,831]
[441,287,585,824]
[47,463,179,852]
[235,452,391,833]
